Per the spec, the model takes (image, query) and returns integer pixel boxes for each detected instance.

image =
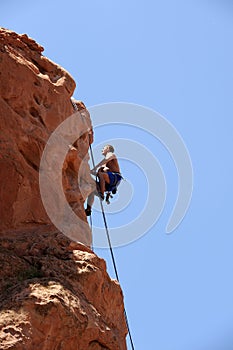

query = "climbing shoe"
[85,204,92,216]
[85,207,92,216]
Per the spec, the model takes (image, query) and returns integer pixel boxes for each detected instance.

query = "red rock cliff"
[0,27,95,245]
[0,28,127,349]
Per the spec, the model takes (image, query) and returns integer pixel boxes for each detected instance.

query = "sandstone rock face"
[0,229,127,350]
[0,28,95,245]
[0,29,127,349]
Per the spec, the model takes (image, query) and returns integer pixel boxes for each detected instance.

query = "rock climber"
[85,144,122,216]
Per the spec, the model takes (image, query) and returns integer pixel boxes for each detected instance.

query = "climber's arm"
[90,159,106,175]
[90,154,116,175]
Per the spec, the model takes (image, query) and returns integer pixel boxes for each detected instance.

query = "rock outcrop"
[0,28,127,349]
[0,27,95,245]
[0,229,127,350]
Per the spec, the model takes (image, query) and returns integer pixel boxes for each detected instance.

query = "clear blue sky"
[1,1,233,349]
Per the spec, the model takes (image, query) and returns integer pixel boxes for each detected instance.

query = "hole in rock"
[30,107,40,118]
[29,107,45,127]
[33,94,41,105]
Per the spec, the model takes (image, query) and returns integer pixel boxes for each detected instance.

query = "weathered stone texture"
[0,28,95,244]
[0,229,127,350]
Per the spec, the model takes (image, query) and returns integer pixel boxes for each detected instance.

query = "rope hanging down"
[89,144,135,350]
[70,101,135,349]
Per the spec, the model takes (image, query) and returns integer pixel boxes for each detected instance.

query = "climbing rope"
[89,144,135,350]
[70,101,135,348]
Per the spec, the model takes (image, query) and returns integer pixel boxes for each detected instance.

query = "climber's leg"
[97,172,110,196]
[85,190,96,216]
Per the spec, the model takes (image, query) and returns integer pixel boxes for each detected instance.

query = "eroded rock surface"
[0,29,128,349]
[0,229,127,350]
[0,28,95,245]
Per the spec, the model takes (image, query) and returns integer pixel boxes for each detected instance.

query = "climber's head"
[102,144,114,155]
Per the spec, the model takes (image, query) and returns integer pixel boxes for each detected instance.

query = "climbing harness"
[105,172,123,204]
[95,171,123,205]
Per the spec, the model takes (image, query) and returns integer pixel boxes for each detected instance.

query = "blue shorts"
[106,172,122,191]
